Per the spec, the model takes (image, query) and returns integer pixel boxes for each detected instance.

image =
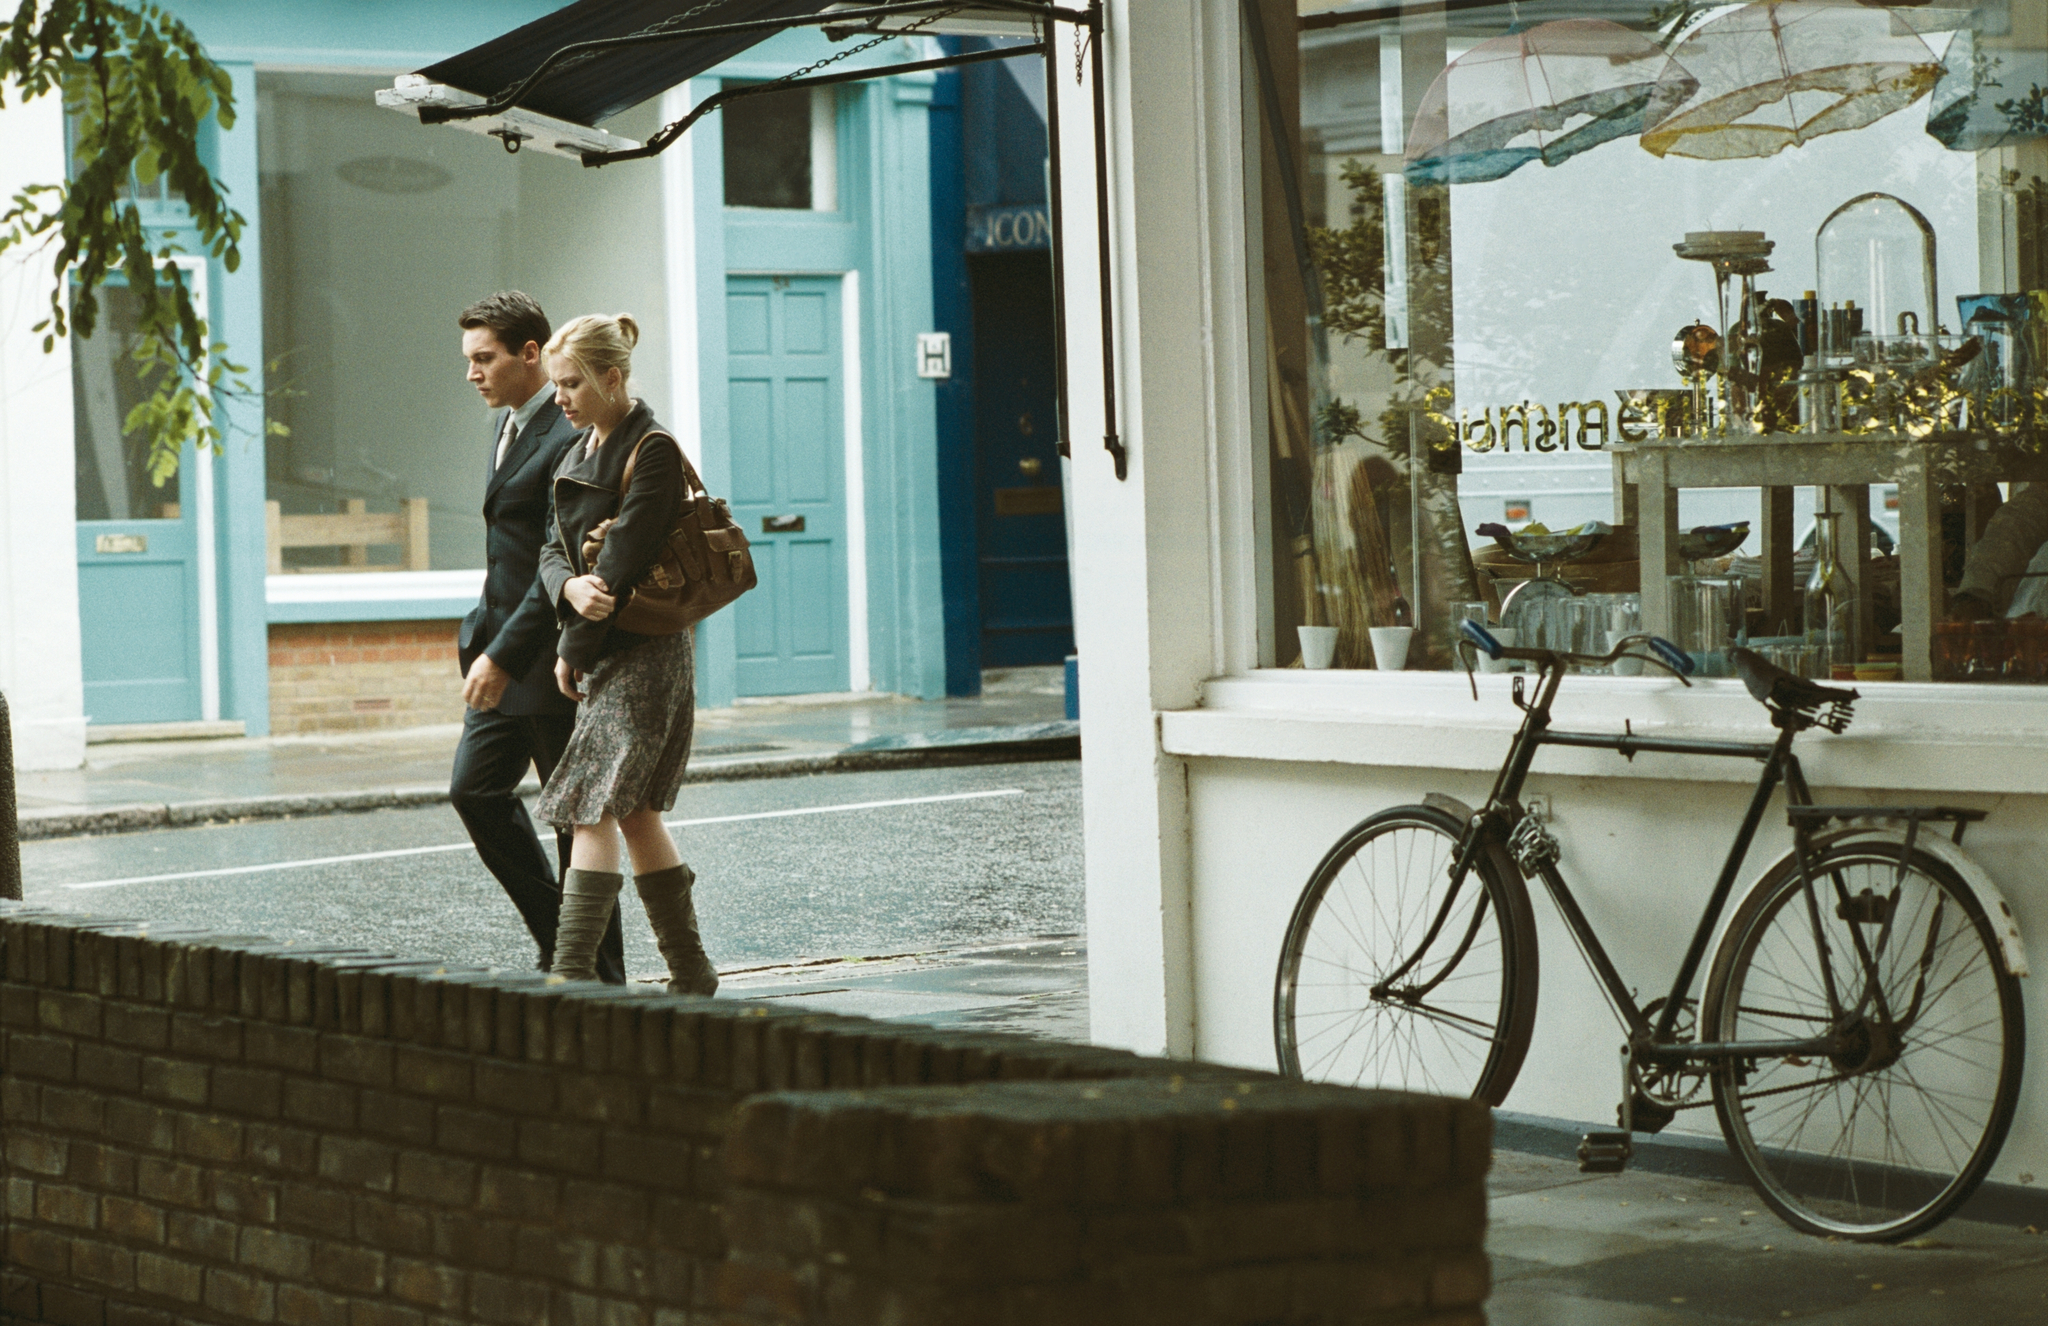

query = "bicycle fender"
[1827,823,2029,978]
[1755,825,2030,979]
[1423,791,1478,823]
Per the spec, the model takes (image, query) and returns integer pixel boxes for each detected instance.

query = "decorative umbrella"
[1404,19,1695,185]
[1925,27,2048,151]
[1640,1,1943,161]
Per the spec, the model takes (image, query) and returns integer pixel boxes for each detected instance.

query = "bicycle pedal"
[1577,1131,1633,1174]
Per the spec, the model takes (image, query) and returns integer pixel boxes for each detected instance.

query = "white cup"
[1297,625,1339,670]
[1369,625,1414,671]
[1477,627,1518,673]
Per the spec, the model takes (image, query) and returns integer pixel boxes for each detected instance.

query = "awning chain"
[776,5,965,85]
[493,0,744,100]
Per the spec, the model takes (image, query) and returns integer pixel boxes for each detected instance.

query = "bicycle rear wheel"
[1705,842,2024,1241]
[1274,804,1538,1104]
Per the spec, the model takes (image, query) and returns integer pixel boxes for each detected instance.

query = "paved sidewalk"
[15,667,1073,840]
[1489,1150,2048,1324]
[716,936,1089,1043]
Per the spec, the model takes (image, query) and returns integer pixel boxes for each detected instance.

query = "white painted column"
[1065,0,1248,1056]
[0,92,86,770]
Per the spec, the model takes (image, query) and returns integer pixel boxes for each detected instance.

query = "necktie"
[494,412,517,470]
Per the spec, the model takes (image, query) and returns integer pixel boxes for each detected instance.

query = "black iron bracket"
[418,1,1095,127]
[411,0,1124,480]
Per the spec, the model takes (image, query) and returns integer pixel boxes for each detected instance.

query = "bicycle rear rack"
[1787,805,1986,845]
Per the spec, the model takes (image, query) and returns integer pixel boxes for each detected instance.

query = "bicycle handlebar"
[1458,619,1695,681]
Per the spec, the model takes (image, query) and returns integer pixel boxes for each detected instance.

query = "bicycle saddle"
[1730,647,1858,733]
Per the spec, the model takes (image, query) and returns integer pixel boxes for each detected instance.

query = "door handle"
[762,515,805,533]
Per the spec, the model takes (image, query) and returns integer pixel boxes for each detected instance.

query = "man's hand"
[555,656,586,701]
[463,654,512,711]
[565,574,615,622]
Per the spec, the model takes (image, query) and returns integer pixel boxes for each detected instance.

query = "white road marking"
[55,788,1026,891]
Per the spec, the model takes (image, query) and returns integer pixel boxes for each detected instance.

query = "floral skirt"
[536,627,695,827]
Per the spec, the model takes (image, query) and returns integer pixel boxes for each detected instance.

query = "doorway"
[971,253,1072,667]
[725,274,851,696]
[72,271,215,725]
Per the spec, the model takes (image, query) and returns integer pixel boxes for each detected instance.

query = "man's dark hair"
[458,291,551,357]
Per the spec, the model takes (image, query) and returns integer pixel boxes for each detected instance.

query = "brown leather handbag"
[580,431,757,634]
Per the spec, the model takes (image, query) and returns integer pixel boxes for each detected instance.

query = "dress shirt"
[496,380,555,469]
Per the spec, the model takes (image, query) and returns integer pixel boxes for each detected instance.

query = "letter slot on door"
[761,515,806,533]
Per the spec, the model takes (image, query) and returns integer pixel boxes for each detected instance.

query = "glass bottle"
[1804,510,1853,673]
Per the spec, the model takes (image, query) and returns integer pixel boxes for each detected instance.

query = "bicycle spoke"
[1710,847,2018,1240]
[1278,814,1527,1104]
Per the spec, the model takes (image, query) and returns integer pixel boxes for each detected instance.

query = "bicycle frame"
[1441,659,1843,1068]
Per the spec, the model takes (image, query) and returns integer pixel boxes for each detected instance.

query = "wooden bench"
[266,498,430,573]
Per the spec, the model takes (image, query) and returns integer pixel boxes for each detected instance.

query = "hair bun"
[615,314,641,348]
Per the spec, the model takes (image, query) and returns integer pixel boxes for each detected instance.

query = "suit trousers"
[450,706,625,983]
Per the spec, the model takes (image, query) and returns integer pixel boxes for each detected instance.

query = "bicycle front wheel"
[1274,804,1538,1104]
[1705,842,2025,1241]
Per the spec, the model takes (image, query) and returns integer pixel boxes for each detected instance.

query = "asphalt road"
[15,761,1083,984]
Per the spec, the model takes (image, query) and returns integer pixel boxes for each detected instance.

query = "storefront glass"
[1257,0,2048,683]
[258,72,667,573]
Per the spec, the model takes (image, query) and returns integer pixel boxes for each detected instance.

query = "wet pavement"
[17,762,1083,981]
[14,666,1073,838]
[719,937,1089,1043]
[1488,1150,2048,1324]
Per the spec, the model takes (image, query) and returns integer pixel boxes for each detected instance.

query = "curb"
[15,722,1080,842]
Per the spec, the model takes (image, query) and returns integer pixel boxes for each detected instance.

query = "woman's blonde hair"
[545,313,640,399]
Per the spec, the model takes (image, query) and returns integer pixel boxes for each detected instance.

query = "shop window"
[257,72,666,573]
[1251,0,2048,684]
[723,84,838,210]
[73,282,179,521]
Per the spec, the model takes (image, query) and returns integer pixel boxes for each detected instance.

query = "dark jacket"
[538,400,685,671]
[459,397,581,716]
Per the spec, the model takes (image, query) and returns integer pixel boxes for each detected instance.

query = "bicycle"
[1273,624,2029,1241]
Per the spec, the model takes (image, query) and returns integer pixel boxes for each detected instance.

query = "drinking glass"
[1570,594,1622,672]
[1607,595,1644,675]
[1671,575,1744,678]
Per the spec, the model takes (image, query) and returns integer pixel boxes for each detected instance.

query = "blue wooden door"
[72,279,208,725]
[726,275,848,695]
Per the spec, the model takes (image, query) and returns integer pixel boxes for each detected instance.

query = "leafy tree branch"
[1,0,276,487]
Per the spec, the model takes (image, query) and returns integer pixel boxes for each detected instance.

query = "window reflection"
[1259,0,2048,684]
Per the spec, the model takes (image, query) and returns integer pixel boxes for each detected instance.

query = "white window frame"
[1176,0,2048,792]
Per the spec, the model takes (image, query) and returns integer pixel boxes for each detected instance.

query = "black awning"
[418,0,838,127]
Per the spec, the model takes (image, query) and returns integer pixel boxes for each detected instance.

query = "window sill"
[1158,668,2048,795]
[266,570,482,623]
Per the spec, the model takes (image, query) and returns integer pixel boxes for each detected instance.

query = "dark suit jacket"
[458,397,581,716]
[537,401,683,671]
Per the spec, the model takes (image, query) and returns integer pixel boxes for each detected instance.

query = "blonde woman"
[533,313,716,995]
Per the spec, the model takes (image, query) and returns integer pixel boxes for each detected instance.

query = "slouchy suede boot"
[634,864,719,996]
[551,869,624,982]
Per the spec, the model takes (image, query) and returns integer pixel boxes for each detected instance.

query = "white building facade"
[1073,0,2048,1205]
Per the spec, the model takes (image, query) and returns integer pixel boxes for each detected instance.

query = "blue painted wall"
[693,32,946,705]
[929,61,980,697]
[151,5,946,717]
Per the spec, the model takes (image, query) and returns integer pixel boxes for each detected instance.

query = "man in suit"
[449,291,625,982]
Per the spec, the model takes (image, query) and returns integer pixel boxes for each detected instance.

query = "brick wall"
[0,905,1489,1326]
[266,624,464,736]
[719,1081,1489,1325]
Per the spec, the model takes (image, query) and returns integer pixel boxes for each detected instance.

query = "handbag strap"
[616,430,707,505]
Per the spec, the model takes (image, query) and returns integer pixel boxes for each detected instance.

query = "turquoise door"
[726,275,849,695]
[72,281,210,725]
